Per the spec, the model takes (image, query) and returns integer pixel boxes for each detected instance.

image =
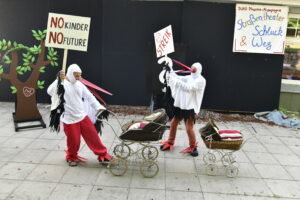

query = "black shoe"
[190,147,198,157]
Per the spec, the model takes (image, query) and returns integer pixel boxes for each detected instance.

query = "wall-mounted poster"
[45,13,91,52]
[233,4,289,54]
[154,25,174,58]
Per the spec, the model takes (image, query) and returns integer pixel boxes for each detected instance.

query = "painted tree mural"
[0,29,59,121]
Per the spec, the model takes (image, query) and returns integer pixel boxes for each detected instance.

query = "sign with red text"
[233,4,288,54]
[45,13,91,51]
[154,25,174,58]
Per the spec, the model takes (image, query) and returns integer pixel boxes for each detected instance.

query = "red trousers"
[167,116,197,147]
[63,116,107,161]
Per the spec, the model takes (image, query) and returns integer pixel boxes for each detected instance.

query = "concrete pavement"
[0,102,299,200]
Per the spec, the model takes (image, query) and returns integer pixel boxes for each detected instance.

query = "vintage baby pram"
[98,108,168,178]
[199,119,248,178]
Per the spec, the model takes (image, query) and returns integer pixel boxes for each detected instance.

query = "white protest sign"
[154,25,174,58]
[45,13,91,52]
[233,4,288,54]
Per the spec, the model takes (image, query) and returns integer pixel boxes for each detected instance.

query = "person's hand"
[158,56,173,71]
[59,70,66,81]
[166,73,171,84]
[99,109,105,113]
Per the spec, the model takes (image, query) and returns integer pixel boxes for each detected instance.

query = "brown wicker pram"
[199,119,246,178]
[98,109,168,178]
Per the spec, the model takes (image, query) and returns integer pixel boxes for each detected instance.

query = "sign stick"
[62,49,68,72]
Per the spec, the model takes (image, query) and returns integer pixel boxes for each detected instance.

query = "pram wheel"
[142,146,158,160]
[140,160,159,178]
[205,164,218,176]
[108,158,128,176]
[203,152,216,164]
[221,154,235,167]
[225,165,239,178]
[113,144,131,159]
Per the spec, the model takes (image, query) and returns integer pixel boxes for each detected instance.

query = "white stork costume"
[159,57,206,156]
[47,64,111,165]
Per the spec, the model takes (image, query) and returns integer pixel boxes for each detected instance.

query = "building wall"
[0,0,286,112]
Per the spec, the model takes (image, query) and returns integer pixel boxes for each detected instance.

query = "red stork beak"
[172,59,192,72]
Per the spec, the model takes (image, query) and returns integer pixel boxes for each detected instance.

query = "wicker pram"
[98,109,168,178]
[199,119,245,178]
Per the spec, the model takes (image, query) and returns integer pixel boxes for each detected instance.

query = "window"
[283,14,300,80]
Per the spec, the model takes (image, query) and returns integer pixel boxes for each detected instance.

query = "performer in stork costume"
[159,57,206,157]
[47,64,111,166]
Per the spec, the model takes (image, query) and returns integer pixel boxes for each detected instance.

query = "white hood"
[66,64,82,84]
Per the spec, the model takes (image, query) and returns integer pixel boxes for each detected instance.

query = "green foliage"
[3,55,12,64]
[37,80,45,89]
[22,51,36,66]
[16,65,32,75]
[29,45,41,55]
[47,47,59,67]
[39,66,46,73]
[279,107,300,119]
[32,29,47,41]
[0,65,3,74]
[10,86,17,94]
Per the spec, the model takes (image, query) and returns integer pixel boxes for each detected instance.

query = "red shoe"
[160,141,174,151]
[99,153,112,164]
[180,142,199,157]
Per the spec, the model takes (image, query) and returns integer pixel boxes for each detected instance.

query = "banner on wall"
[233,4,289,54]
[154,25,174,58]
[45,13,91,51]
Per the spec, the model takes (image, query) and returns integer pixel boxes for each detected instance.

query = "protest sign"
[45,13,91,52]
[154,25,174,57]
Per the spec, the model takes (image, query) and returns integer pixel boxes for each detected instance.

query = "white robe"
[167,63,206,114]
[47,64,105,124]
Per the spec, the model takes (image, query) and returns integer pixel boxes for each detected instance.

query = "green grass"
[279,107,300,119]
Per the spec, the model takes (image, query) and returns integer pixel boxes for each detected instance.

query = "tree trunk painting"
[0,30,59,122]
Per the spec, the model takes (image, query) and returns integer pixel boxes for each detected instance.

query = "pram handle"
[96,109,124,135]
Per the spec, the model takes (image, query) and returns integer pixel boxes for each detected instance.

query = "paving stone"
[265,179,300,199]
[254,164,293,180]
[127,188,165,200]
[166,190,203,200]
[0,162,36,180]
[166,172,201,192]
[7,181,56,200]
[273,154,300,166]
[48,183,92,200]
[11,149,49,163]
[245,152,279,165]
[0,148,21,162]
[60,166,101,185]
[26,164,68,182]
[88,186,129,200]
[0,179,22,200]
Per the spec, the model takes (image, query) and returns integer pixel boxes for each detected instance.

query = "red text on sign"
[156,29,172,57]
[50,17,64,28]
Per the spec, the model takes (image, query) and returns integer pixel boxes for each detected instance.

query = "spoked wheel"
[203,152,216,164]
[221,154,235,167]
[142,146,159,160]
[225,165,239,178]
[113,144,131,159]
[108,158,128,176]
[205,164,218,176]
[140,160,159,178]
